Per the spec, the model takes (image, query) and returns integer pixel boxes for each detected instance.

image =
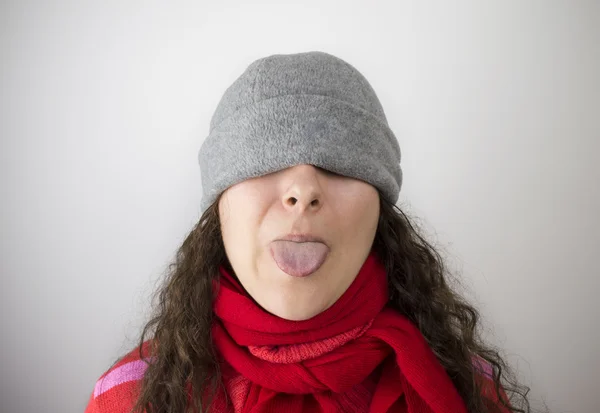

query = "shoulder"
[84,340,154,413]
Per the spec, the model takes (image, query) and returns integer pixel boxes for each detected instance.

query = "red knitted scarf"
[209,250,468,413]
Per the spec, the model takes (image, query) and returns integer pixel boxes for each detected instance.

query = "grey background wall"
[2,1,598,412]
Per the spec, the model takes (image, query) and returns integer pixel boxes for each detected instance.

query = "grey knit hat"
[197,51,402,213]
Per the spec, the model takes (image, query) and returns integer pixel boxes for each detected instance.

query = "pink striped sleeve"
[93,360,149,398]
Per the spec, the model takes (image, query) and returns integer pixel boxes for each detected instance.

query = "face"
[218,164,380,321]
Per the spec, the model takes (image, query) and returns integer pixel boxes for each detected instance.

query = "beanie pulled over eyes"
[198,51,402,213]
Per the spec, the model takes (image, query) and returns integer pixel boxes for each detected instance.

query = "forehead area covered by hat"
[198,51,402,213]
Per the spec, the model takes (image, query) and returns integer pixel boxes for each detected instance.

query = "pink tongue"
[270,241,330,277]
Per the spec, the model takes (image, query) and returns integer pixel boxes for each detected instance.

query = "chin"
[257,275,331,321]
[277,310,319,322]
[266,302,323,321]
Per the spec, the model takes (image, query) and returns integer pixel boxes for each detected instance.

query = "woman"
[85,51,531,412]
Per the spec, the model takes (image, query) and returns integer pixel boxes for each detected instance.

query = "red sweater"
[85,340,154,413]
[84,339,506,413]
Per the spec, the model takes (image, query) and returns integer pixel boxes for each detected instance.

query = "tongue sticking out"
[270,240,330,277]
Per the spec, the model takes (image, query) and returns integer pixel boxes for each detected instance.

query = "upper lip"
[276,233,327,244]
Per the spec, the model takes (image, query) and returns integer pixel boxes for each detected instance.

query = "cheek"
[220,205,262,272]
[334,183,376,215]
[338,194,379,239]
[222,212,248,251]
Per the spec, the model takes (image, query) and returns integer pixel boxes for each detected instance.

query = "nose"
[281,164,323,212]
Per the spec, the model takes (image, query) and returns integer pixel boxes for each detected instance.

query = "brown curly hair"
[115,190,533,413]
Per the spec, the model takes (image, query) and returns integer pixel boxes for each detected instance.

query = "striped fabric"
[93,359,149,398]
[84,341,153,413]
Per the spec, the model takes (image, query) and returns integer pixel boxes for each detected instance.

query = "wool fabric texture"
[207,249,469,413]
[197,51,402,214]
[83,250,506,413]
